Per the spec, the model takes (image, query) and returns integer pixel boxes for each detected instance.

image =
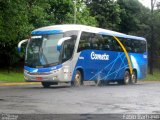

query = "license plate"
[36,77,43,81]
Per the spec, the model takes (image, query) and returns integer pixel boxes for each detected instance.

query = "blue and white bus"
[18,24,147,88]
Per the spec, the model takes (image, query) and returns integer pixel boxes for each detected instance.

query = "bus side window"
[128,39,146,53]
[105,36,122,52]
[91,34,104,50]
[102,35,112,51]
[125,39,132,52]
[77,32,92,52]
[140,41,146,53]
[61,38,76,62]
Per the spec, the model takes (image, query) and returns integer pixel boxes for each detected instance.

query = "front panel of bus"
[24,30,79,82]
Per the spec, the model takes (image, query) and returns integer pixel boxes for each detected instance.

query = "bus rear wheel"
[131,71,137,84]
[123,70,130,85]
[71,70,83,87]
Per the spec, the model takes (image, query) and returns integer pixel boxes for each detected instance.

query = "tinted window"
[61,31,78,62]
[61,38,76,62]
[78,33,146,53]
[77,32,92,52]
[103,35,122,51]
[119,38,146,53]
[92,34,104,50]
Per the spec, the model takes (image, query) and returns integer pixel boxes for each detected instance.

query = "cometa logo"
[91,52,109,60]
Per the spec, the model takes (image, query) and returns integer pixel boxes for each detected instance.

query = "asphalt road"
[0,81,160,115]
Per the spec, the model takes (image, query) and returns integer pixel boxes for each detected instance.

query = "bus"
[18,24,147,88]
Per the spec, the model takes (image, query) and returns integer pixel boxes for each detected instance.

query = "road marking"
[113,36,133,74]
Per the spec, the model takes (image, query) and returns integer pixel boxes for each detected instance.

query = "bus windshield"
[25,34,63,67]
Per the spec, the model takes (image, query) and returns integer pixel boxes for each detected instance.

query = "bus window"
[91,34,104,50]
[139,41,146,53]
[102,35,112,51]
[103,35,123,52]
[124,39,147,53]
[77,32,92,52]
[61,38,76,62]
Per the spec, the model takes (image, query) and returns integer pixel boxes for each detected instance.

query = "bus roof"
[32,24,146,41]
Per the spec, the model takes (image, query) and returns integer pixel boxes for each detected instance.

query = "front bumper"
[24,67,71,82]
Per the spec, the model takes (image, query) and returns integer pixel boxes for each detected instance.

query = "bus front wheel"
[71,70,83,87]
[41,82,51,88]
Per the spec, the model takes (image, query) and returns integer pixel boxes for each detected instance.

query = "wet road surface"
[0,81,160,114]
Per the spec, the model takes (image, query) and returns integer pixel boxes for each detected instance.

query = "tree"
[27,0,51,28]
[149,0,160,74]
[0,0,31,71]
[117,0,144,34]
[87,0,121,30]
[65,0,97,26]
[47,0,74,24]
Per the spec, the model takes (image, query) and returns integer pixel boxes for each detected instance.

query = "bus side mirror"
[18,39,28,53]
[57,37,71,51]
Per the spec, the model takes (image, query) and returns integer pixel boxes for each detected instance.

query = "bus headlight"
[63,68,69,73]
[53,76,58,80]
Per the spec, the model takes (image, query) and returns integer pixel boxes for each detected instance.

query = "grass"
[0,69,24,82]
[143,69,160,81]
[0,68,160,83]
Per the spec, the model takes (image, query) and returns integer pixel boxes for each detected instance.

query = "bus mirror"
[57,37,71,51]
[18,39,28,53]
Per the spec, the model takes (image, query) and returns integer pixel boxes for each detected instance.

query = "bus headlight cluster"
[63,68,69,73]
[53,76,58,80]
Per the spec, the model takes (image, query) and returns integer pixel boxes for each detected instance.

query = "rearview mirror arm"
[18,39,28,52]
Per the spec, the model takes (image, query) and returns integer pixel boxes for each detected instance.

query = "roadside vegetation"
[143,69,160,81]
[0,69,23,82]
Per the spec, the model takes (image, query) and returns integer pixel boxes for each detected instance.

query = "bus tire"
[131,70,137,84]
[123,70,130,85]
[41,82,51,88]
[71,70,83,87]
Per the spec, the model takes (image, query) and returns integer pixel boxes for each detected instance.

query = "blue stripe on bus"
[24,64,62,73]
[31,30,62,35]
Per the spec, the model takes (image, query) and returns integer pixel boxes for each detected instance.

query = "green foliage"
[87,0,121,30]
[27,0,51,28]
[65,0,97,26]
[0,0,31,68]
[117,0,144,33]
[48,0,74,24]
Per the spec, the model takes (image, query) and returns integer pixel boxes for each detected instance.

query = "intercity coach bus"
[18,24,147,88]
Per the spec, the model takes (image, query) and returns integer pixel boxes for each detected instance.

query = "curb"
[0,82,40,87]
